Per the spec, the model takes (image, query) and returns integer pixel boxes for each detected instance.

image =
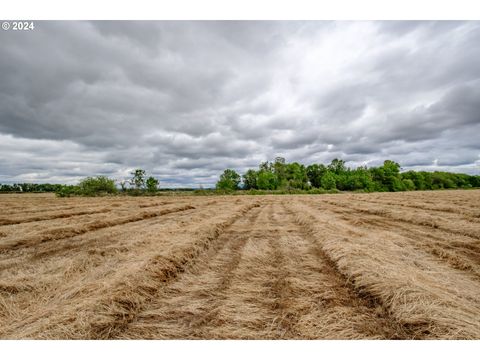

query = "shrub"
[55,185,81,197]
[146,176,159,192]
[78,176,117,196]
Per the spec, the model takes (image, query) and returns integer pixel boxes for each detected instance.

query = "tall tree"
[328,158,347,175]
[130,169,146,190]
[257,170,278,190]
[321,171,337,190]
[216,169,241,190]
[242,169,258,190]
[306,164,327,188]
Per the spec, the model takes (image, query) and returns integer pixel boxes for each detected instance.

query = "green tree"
[242,169,258,190]
[340,167,375,191]
[259,161,272,172]
[284,162,309,189]
[78,176,117,196]
[55,185,81,197]
[454,174,470,188]
[146,176,159,192]
[273,157,287,187]
[306,164,327,188]
[119,180,128,192]
[466,174,480,188]
[321,171,337,190]
[216,169,241,190]
[402,178,415,191]
[371,160,402,191]
[328,158,347,175]
[422,172,433,190]
[401,171,423,190]
[130,169,146,190]
[383,160,401,177]
[432,172,456,189]
[389,177,406,192]
[257,170,278,190]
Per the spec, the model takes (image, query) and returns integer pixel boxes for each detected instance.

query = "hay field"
[0,190,479,339]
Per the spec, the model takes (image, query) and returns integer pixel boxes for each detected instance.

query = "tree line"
[0,183,64,193]
[216,157,480,192]
[2,160,479,196]
[0,169,160,197]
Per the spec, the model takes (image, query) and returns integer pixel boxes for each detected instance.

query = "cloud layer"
[1,21,479,186]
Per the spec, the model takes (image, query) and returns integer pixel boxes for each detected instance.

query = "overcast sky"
[1,21,479,186]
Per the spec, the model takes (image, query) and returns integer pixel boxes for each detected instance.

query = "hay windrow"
[0,204,196,251]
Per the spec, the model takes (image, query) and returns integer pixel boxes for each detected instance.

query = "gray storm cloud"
[0,21,479,186]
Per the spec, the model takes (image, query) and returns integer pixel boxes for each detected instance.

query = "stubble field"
[0,190,479,339]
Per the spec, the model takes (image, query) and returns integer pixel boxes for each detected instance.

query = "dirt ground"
[0,190,479,339]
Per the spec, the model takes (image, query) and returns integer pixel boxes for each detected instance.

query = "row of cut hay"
[0,204,196,251]
[0,283,35,296]
[138,201,172,208]
[291,201,480,339]
[1,199,117,215]
[138,199,219,209]
[323,199,480,240]
[317,200,480,280]
[0,195,174,216]
[0,195,190,225]
[352,197,480,219]
[0,196,189,222]
[0,207,113,226]
[0,199,227,278]
[5,205,78,216]
[0,196,95,213]
[87,202,260,339]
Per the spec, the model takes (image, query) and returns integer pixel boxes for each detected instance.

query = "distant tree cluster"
[0,169,162,197]
[53,169,160,197]
[127,169,160,194]
[54,176,118,197]
[0,183,63,193]
[216,157,480,192]
[53,169,161,197]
